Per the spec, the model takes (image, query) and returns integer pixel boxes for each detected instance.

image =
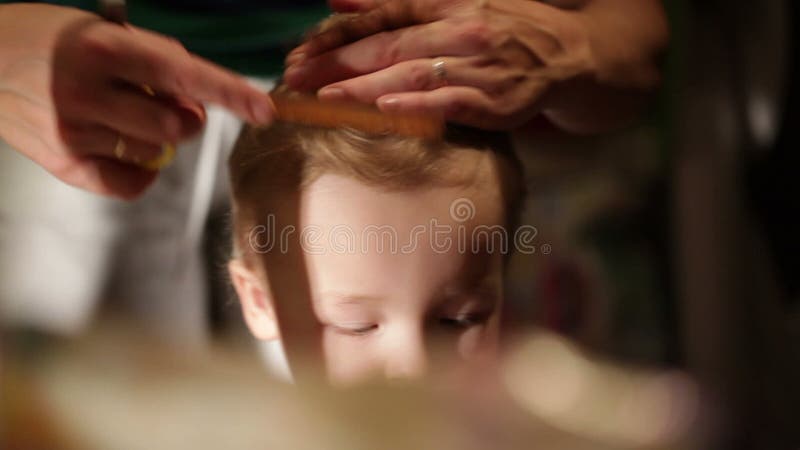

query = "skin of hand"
[284,0,668,134]
[0,4,274,200]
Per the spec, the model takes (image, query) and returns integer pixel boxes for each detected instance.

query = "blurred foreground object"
[504,332,707,449]
[2,325,707,450]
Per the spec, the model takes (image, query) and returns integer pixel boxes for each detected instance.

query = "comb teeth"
[269,92,444,140]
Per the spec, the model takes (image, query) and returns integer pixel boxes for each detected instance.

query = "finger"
[300,1,432,58]
[57,156,158,201]
[59,122,164,164]
[155,92,207,127]
[285,20,491,90]
[84,24,274,124]
[328,0,379,12]
[376,86,516,129]
[67,82,203,145]
[159,93,208,137]
[317,57,503,103]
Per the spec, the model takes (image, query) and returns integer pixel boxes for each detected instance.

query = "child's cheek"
[457,324,498,360]
[322,328,381,386]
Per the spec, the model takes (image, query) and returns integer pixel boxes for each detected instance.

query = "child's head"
[228,110,524,386]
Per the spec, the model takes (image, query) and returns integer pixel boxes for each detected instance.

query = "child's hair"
[227,14,526,267]
[228,111,526,267]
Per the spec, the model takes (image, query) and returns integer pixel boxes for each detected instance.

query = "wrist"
[538,7,665,134]
[574,1,667,93]
[532,10,601,117]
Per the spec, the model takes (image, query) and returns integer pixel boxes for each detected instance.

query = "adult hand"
[0,4,274,199]
[285,0,667,133]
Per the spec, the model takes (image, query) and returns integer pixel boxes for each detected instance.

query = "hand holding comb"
[269,91,445,140]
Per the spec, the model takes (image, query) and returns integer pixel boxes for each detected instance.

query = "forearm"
[542,0,669,134]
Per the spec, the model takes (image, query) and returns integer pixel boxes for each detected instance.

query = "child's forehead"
[299,172,505,224]
[305,246,504,310]
[292,173,507,296]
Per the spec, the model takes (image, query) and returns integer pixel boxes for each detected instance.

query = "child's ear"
[228,259,279,341]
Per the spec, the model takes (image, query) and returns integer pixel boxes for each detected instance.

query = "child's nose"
[383,327,428,381]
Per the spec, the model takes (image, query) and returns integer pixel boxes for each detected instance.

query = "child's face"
[232,170,508,386]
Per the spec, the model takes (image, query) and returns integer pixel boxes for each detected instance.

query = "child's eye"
[333,324,378,336]
[438,314,488,330]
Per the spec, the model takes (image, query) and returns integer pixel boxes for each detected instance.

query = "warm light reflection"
[503,331,701,448]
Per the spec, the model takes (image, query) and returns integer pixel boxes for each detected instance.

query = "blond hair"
[228,117,525,266]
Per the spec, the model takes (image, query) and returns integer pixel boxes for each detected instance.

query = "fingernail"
[378,97,401,112]
[318,87,346,101]
[176,105,206,136]
[184,103,206,124]
[285,52,306,67]
[288,44,307,57]
[250,98,273,124]
[284,64,309,87]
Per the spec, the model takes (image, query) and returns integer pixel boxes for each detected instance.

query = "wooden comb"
[269,92,445,140]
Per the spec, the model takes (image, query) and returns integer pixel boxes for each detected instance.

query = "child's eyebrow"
[316,292,382,305]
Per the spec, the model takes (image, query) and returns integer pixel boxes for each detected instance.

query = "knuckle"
[491,71,527,96]
[318,29,343,51]
[377,32,401,67]
[553,15,589,52]
[320,13,367,50]
[366,5,396,32]
[77,32,118,61]
[458,17,494,52]
[408,62,434,90]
